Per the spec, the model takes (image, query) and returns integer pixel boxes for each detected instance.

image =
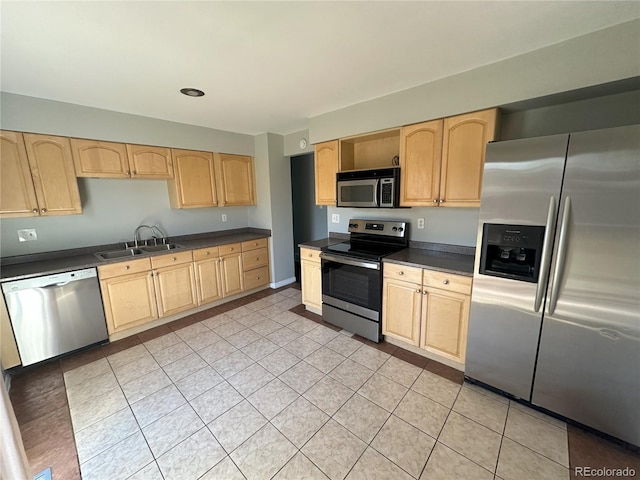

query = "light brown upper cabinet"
[0,131,82,218]
[314,140,339,205]
[126,144,173,179]
[167,149,217,208]
[71,139,173,179]
[71,139,130,178]
[440,108,498,207]
[214,153,256,206]
[400,108,499,207]
[399,119,443,206]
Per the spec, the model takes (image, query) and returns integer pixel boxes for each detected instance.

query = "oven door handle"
[320,253,380,270]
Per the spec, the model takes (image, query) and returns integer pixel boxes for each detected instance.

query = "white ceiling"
[1,1,638,135]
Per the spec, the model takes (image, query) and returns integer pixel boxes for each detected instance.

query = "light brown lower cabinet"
[98,259,159,335]
[99,253,197,335]
[382,263,472,364]
[300,247,322,312]
[95,239,270,337]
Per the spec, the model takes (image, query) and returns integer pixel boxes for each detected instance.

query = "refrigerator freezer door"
[532,125,640,447]
[466,134,568,400]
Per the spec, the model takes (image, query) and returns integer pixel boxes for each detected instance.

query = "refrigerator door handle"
[548,196,571,315]
[534,195,557,312]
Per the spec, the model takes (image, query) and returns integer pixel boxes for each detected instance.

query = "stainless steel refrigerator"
[466,124,640,447]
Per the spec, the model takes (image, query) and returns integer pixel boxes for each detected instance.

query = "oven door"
[337,179,379,208]
[320,253,382,320]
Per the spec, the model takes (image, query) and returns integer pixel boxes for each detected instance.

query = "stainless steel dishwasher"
[2,268,108,366]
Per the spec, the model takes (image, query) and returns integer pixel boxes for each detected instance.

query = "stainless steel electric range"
[320,219,409,342]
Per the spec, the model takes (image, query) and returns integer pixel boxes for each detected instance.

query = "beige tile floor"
[62,287,571,480]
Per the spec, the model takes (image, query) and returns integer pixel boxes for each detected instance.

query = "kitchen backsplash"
[326,206,480,246]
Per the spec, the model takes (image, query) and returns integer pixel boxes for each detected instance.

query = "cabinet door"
[126,144,173,179]
[168,149,217,208]
[440,108,498,207]
[421,288,470,363]
[23,134,82,216]
[301,259,322,311]
[314,140,339,205]
[0,131,39,218]
[100,271,158,334]
[382,278,422,346]
[154,263,198,317]
[220,253,244,297]
[195,258,223,305]
[70,138,130,178]
[215,153,256,206]
[399,120,443,206]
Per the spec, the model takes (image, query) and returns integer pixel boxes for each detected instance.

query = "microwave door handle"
[373,179,380,207]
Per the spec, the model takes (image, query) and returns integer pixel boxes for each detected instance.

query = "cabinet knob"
[230,247,234,251]
[443,279,449,285]
[126,171,130,175]
[439,199,445,203]
[433,199,438,203]
[173,257,177,261]
[32,208,39,214]
[416,289,421,293]
[256,276,261,280]
[133,170,137,175]
[206,251,210,255]
[423,291,427,295]
[398,271,404,275]
[125,266,130,270]
[308,253,312,257]
[41,208,47,213]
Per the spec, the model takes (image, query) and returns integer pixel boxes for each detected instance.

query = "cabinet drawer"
[242,238,268,251]
[383,262,422,284]
[242,247,269,271]
[151,250,193,269]
[423,270,472,295]
[244,266,270,290]
[193,246,219,261]
[219,243,241,256]
[300,247,321,263]
[98,258,151,279]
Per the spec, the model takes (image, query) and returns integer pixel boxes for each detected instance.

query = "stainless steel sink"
[139,243,185,253]
[95,248,144,261]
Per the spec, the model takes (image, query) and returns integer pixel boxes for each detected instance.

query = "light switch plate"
[221,214,228,222]
[417,218,425,229]
[331,214,340,223]
[17,228,37,242]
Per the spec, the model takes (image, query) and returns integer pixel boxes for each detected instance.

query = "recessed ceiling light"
[180,88,205,97]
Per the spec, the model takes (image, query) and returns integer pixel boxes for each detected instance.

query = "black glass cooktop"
[323,241,406,261]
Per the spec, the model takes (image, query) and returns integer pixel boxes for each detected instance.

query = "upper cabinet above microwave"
[400,108,499,207]
[313,109,498,208]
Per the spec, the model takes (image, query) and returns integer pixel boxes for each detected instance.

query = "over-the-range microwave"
[336,167,402,208]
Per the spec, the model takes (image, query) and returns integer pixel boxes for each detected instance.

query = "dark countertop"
[298,236,348,250]
[384,248,475,277]
[0,228,271,282]
[298,235,475,276]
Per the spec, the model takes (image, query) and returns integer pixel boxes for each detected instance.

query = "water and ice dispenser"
[479,224,545,283]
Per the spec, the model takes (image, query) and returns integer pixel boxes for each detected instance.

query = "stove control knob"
[398,227,404,232]
[392,227,398,231]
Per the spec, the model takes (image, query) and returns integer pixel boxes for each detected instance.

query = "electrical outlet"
[221,214,228,222]
[331,214,340,223]
[417,218,425,229]
[17,229,38,242]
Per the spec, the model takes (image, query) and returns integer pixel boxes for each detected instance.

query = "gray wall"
[249,134,295,285]
[0,93,255,257]
[284,129,313,157]
[309,20,640,143]
[327,207,480,246]
[501,90,640,140]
